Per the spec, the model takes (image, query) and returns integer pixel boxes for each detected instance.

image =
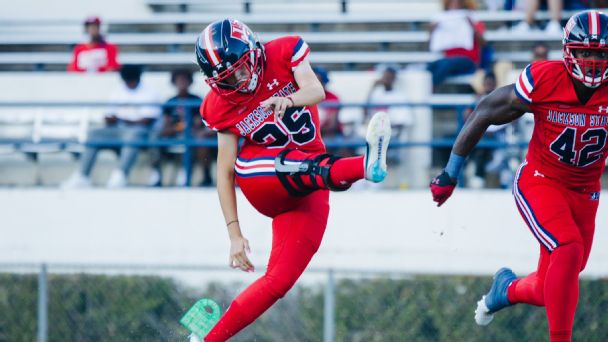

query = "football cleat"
[364,111,391,183]
[475,267,517,326]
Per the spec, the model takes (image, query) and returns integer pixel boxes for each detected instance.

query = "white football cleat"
[474,295,494,326]
[364,111,391,183]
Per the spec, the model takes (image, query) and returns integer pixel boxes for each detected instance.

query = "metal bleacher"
[0,0,586,186]
[0,0,586,72]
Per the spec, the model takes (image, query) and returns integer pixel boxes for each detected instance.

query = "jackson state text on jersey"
[515,60,608,190]
[200,36,326,159]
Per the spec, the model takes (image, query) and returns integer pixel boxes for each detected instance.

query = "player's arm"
[216,130,254,272]
[430,84,530,206]
[261,59,325,120]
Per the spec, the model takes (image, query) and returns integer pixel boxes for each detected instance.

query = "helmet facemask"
[564,43,608,88]
[206,47,264,103]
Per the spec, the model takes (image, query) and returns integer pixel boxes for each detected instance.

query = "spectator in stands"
[511,0,589,35]
[313,66,342,138]
[532,42,550,61]
[427,0,486,86]
[365,64,413,144]
[151,69,214,187]
[62,65,161,188]
[67,16,120,73]
[365,64,398,119]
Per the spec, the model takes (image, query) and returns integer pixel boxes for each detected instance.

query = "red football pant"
[508,162,598,342]
[206,150,365,341]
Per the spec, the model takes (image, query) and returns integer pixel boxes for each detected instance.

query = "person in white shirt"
[62,65,161,188]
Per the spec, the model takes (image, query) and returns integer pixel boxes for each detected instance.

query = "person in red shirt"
[67,16,120,73]
[427,0,485,86]
[313,66,343,138]
[430,11,608,342]
[188,19,391,341]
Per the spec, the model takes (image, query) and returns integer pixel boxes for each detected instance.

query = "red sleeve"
[475,21,485,35]
[67,45,85,72]
[103,43,120,72]
[514,61,552,105]
[200,95,232,132]
[273,36,310,71]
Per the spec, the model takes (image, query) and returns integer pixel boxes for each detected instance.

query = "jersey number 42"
[550,127,607,167]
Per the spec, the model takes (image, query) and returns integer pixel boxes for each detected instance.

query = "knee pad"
[275,149,350,197]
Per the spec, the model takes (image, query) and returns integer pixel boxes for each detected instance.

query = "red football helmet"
[563,10,608,88]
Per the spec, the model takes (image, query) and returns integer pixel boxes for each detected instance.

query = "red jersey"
[514,60,608,191]
[67,41,120,72]
[200,36,326,160]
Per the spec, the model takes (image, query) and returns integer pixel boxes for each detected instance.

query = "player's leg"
[541,190,599,342]
[543,239,584,342]
[274,111,391,195]
[475,162,583,341]
[513,175,587,342]
[570,190,599,272]
[507,246,549,306]
[204,190,329,341]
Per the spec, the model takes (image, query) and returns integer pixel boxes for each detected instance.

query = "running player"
[430,10,608,342]
[192,19,391,341]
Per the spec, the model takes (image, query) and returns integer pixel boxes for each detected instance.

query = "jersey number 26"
[251,107,316,148]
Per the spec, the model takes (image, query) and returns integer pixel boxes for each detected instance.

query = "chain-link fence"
[1,263,607,342]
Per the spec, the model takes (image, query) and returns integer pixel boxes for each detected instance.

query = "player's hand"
[430,170,457,207]
[260,96,292,121]
[229,236,255,273]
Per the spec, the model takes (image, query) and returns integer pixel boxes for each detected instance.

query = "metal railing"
[0,100,530,187]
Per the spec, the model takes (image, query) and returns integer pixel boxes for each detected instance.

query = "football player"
[430,10,608,342]
[193,19,391,341]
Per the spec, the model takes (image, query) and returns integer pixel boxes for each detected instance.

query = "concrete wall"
[2,189,607,278]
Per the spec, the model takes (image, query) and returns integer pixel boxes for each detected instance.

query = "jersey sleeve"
[200,95,234,132]
[200,98,219,131]
[277,36,311,71]
[514,61,553,105]
[514,63,536,105]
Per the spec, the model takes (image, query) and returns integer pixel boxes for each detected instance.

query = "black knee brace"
[275,149,351,197]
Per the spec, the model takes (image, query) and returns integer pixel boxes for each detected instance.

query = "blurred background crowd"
[1,0,607,190]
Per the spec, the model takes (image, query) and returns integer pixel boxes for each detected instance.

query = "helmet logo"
[230,20,250,44]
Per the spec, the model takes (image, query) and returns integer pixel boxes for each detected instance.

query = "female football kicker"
[192,19,391,341]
